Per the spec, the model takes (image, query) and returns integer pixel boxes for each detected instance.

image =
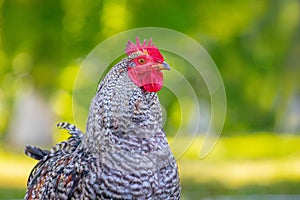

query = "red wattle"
[128,68,163,92]
[142,69,163,92]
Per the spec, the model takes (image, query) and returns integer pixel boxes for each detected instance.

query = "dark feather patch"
[25,145,50,160]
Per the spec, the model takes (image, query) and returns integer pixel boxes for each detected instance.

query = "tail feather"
[25,122,84,160]
[56,122,84,138]
[25,145,50,160]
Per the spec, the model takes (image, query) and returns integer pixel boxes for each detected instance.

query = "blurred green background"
[0,0,300,199]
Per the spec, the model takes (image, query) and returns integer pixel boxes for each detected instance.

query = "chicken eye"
[138,58,146,64]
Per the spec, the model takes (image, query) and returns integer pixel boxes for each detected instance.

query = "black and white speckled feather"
[25,51,181,199]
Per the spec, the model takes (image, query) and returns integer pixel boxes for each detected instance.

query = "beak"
[154,62,171,70]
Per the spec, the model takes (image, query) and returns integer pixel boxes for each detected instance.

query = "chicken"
[25,38,181,199]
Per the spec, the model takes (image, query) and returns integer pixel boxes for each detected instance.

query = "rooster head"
[125,38,170,92]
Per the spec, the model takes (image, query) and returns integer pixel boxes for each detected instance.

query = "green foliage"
[0,1,299,198]
[0,188,25,199]
[0,0,299,135]
[171,133,300,161]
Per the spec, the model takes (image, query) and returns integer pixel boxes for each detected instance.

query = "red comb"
[125,37,156,55]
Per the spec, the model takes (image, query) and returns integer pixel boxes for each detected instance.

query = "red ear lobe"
[127,67,142,87]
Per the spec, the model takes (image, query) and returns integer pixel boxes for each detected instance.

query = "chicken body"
[25,53,181,199]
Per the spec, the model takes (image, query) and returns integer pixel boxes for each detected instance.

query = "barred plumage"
[57,122,84,138]
[25,39,181,199]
